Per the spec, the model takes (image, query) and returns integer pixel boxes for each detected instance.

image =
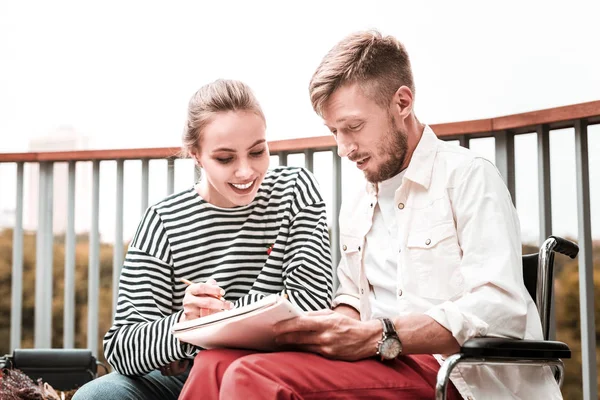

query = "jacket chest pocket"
[340,234,363,284]
[405,222,464,300]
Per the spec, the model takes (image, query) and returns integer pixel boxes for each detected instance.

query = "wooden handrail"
[1,100,599,163]
[492,100,600,131]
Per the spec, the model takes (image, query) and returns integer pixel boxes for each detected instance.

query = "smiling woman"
[193,110,269,208]
[71,80,334,400]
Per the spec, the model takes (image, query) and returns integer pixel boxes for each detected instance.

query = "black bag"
[0,349,101,391]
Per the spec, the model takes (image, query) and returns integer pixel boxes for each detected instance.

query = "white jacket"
[332,126,562,399]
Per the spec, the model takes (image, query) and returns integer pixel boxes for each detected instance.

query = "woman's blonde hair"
[309,30,415,117]
[182,79,265,158]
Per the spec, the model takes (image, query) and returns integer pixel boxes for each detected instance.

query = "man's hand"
[333,304,360,319]
[159,359,189,376]
[273,309,381,361]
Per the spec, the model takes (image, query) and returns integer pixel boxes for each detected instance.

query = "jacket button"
[342,244,347,251]
[397,288,403,297]
[425,239,431,245]
[397,203,404,210]
[360,289,364,294]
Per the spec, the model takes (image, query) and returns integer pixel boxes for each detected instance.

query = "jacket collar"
[362,125,439,195]
[403,125,438,190]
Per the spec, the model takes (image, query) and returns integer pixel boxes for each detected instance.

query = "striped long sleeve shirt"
[103,166,333,376]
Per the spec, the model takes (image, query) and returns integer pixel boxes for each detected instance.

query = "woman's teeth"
[231,181,253,190]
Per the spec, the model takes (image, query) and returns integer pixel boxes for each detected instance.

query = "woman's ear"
[190,152,202,168]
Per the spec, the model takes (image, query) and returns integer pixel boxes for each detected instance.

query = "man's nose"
[336,136,356,158]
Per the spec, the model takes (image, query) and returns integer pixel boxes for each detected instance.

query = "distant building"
[25,125,91,234]
[0,208,15,229]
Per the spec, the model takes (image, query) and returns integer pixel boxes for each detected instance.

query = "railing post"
[304,149,314,172]
[113,159,124,318]
[574,119,597,400]
[44,163,54,345]
[34,162,54,348]
[10,162,24,351]
[278,152,288,167]
[458,135,470,149]
[537,124,552,242]
[494,131,516,205]
[536,124,555,339]
[167,158,175,195]
[194,168,201,183]
[63,161,76,348]
[87,160,100,356]
[141,158,149,213]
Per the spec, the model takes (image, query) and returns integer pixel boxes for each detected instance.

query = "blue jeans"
[72,368,190,400]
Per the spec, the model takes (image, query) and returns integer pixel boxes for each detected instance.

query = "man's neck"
[400,115,425,171]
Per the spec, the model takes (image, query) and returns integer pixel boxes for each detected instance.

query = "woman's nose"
[235,160,252,179]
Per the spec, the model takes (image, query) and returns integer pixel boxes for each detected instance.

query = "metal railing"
[1,100,598,399]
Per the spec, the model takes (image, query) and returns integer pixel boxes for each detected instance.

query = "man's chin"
[363,170,381,183]
[364,158,405,183]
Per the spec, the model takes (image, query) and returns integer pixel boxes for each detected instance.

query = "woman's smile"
[229,179,256,194]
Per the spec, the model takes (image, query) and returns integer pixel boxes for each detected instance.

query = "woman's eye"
[250,149,266,157]
[216,157,233,164]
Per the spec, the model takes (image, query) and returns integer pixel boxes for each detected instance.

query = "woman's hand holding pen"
[161,279,231,376]
[179,278,233,323]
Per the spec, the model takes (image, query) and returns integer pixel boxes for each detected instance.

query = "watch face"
[380,337,402,359]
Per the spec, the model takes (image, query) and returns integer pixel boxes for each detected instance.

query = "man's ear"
[391,86,413,121]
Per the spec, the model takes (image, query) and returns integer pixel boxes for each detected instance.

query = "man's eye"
[216,158,233,164]
[348,123,363,131]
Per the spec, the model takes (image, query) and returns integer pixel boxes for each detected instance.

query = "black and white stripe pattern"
[104,166,333,376]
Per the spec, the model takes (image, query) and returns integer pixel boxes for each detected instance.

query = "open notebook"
[172,294,304,351]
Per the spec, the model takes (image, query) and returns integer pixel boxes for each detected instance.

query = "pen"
[180,278,226,301]
[180,278,194,286]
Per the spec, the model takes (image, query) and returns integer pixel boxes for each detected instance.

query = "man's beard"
[363,115,408,183]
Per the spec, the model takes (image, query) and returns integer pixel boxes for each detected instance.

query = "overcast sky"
[0,0,599,243]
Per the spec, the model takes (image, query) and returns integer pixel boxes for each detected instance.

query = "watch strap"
[379,317,397,337]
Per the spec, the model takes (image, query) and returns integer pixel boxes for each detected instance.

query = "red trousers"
[179,349,462,399]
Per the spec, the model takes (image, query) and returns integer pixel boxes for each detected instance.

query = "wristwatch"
[376,317,402,361]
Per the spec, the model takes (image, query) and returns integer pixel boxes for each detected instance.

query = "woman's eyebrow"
[212,139,265,153]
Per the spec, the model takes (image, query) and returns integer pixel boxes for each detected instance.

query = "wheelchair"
[435,235,579,399]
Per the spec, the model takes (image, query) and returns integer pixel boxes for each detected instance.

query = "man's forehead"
[323,84,376,124]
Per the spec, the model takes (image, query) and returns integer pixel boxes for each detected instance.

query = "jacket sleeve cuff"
[425,301,489,345]
[331,294,360,313]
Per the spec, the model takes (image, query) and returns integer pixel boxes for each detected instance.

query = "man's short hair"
[309,30,415,116]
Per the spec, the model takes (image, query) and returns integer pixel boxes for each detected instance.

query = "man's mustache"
[348,153,370,162]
